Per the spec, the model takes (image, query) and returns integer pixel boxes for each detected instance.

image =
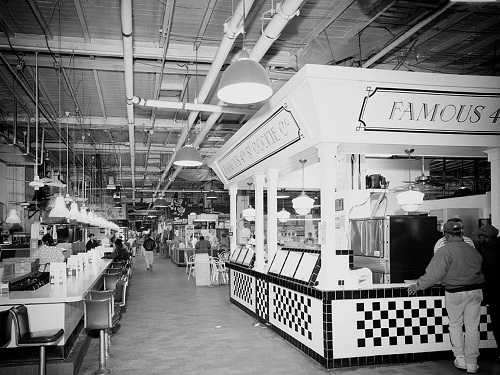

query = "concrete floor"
[77,254,500,375]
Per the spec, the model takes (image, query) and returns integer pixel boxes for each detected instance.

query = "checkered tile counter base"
[227,264,496,369]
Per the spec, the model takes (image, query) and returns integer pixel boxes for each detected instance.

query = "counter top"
[0,259,112,305]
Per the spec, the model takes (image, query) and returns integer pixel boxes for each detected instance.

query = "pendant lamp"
[29,53,45,191]
[217,1,271,104]
[242,183,255,221]
[68,201,82,221]
[292,159,314,216]
[217,50,272,104]
[397,148,425,212]
[154,195,168,208]
[49,194,70,218]
[173,144,203,167]
[6,208,22,224]
[277,192,290,223]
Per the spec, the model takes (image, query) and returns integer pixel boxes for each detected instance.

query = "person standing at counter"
[195,236,211,254]
[86,233,99,251]
[408,221,484,374]
[143,234,156,270]
[476,224,500,361]
[31,233,65,272]
[434,217,475,253]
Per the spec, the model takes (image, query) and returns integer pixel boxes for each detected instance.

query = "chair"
[10,304,64,375]
[186,255,196,280]
[84,298,114,375]
[0,309,12,348]
[114,279,128,312]
[104,273,121,292]
[210,258,228,285]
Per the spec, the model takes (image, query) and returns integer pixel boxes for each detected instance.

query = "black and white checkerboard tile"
[269,283,324,355]
[230,269,255,311]
[255,278,268,321]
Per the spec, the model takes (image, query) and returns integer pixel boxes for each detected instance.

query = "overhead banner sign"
[358,87,500,135]
[219,105,302,180]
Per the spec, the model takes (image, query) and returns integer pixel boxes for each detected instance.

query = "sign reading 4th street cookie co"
[219,105,302,180]
[358,87,500,135]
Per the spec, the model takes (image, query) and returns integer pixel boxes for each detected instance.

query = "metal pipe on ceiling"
[152,0,257,196]
[161,0,305,193]
[120,0,137,204]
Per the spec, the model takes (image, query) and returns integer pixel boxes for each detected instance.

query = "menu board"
[294,253,320,282]
[269,250,289,274]
[280,251,302,278]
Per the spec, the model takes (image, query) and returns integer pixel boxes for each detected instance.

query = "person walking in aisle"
[476,224,500,361]
[408,221,484,374]
[143,234,156,270]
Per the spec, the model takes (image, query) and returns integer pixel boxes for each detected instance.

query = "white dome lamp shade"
[29,175,45,190]
[277,208,290,223]
[68,201,82,221]
[396,148,425,212]
[217,52,272,105]
[173,145,203,167]
[5,208,22,224]
[396,189,425,212]
[242,206,255,222]
[292,159,314,216]
[49,194,70,218]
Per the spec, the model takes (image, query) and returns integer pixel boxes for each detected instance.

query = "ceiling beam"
[93,70,106,118]
[73,0,91,43]
[0,35,292,66]
[25,0,53,40]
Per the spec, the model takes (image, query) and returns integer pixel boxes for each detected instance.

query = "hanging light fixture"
[6,208,22,224]
[63,112,73,204]
[206,189,218,199]
[29,54,45,191]
[217,1,272,104]
[397,148,425,212]
[292,159,314,216]
[49,194,70,218]
[154,194,168,208]
[173,144,202,167]
[242,182,255,221]
[206,169,218,199]
[68,201,82,221]
[277,194,290,223]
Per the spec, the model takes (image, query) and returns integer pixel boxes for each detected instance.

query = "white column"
[266,169,279,270]
[486,148,500,228]
[316,143,347,290]
[254,174,266,271]
[229,185,238,257]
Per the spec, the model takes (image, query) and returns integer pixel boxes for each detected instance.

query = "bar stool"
[10,304,64,375]
[84,297,114,375]
[0,309,12,348]
[104,272,121,292]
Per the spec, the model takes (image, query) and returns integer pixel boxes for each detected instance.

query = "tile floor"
[77,254,500,375]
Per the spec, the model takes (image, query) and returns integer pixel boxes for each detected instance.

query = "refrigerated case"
[350,215,441,283]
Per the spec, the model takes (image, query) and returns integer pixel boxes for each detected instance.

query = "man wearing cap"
[434,217,475,253]
[476,224,500,361]
[408,221,484,374]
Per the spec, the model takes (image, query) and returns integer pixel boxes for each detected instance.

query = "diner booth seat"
[10,304,64,375]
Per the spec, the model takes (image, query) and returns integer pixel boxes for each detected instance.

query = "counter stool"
[10,304,64,375]
[84,298,114,375]
[0,309,12,348]
[186,255,195,280]
[104,272,121,292]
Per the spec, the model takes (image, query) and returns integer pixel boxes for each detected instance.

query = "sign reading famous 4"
[358,87,500,135]
[219,105,302,180]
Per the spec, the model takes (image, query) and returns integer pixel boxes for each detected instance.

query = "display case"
[268,247,321,286]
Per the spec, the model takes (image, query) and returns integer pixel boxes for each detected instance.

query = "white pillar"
[229,185,238,257]
[266,169,279,270]
[486,148,500,228]
[316,143,347,290]
[254,174,265,271]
